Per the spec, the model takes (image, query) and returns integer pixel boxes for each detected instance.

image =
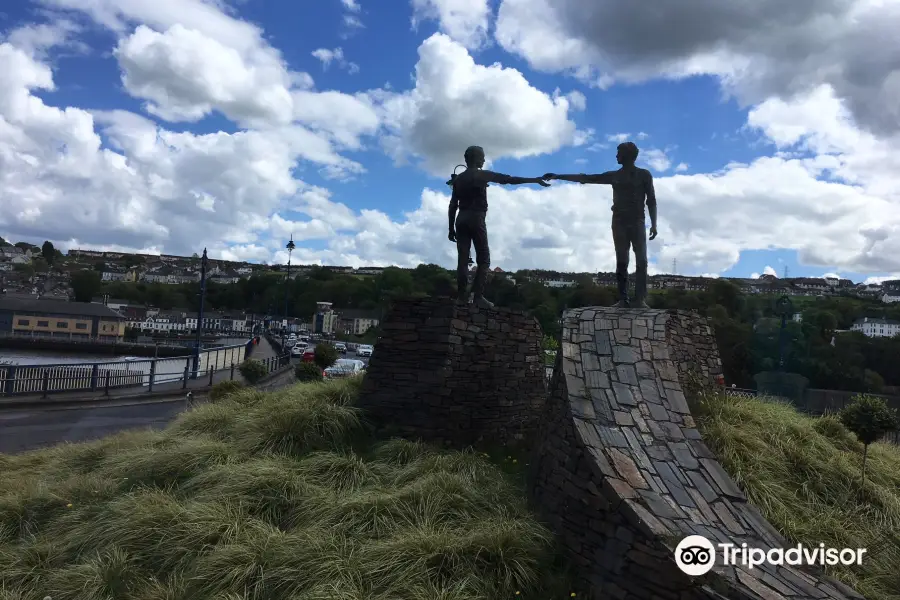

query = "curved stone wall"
[529,307,863,600]
[358,296,545,449]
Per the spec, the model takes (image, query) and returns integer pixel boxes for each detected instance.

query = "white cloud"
[373,33,584,175]
[311,47,359,74]
[494,0,900,137]
[114,24,296,126]
[341,0,361,11]
[3,0,899,283]
[3,18,86,57]
[411,0,492,50]
[640,148,671,172]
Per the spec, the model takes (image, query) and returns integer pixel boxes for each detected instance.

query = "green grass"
[0,378,576,600]
[4,373,896,600]
[692,390,900,600]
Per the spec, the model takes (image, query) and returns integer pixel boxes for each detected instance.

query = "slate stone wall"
[358,296,545,448]
[529,306,863,600]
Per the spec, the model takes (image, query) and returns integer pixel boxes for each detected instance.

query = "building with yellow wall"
[0,297,126,341]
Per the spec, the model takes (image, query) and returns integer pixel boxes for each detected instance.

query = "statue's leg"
[471,211,494,308]
[632,222,649,308]
[455,212,473,303]
[612,219,630,306]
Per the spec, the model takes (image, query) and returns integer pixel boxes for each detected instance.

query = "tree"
[31,257,49,273]
[13,263,34,279]
[295,362,324,382]
[839,394,899,489]
[314,343,339,369]
[71,269,103,302]
[94,262,107,272]
[41,241,56,265]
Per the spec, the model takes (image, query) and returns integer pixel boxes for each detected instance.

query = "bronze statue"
[448,146,550,308]
[543,142,657,308]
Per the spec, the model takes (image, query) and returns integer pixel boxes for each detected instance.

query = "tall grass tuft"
[692,390,900,600]
[0,377,573,600]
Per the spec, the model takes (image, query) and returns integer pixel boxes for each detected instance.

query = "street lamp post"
[282,235,295,351]
[775,295,794,371]
[192,248,209,378]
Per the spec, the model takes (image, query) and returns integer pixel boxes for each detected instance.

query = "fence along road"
[0,336,285,403]
[0,337,293,454]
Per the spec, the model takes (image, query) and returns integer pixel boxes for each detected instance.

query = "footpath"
[0,337,287,410]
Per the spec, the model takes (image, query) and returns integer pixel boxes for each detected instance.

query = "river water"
[0,338,255,390]
[0,337,252,366]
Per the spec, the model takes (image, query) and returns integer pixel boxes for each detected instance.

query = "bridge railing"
[0,343,288,398]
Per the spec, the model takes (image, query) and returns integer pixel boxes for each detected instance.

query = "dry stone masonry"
[358,296,545,448]
[529,307,864,600]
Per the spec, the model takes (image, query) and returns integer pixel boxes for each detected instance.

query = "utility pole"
[191,248,209,378]
[282,235,295,351]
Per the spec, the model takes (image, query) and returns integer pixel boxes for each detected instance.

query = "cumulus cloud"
[115,24,296,125]
[2,0,898,282]
[373,33,584,175]
[494,0,900,137]
[411,0,492,50]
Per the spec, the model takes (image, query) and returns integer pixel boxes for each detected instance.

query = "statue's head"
[616,142,639,165]
[464,145,486,168]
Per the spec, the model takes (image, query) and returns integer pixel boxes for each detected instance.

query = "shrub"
[295,362,323,382]
[238,359,268,384]
[313,343,339,370]
[209,380,246,402]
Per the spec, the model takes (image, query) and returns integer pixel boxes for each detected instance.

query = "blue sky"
[0,0,897,284]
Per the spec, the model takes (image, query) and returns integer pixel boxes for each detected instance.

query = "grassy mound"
[692,391,900,600]
[0,379,574,600]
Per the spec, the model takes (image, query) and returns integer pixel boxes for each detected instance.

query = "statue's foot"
[614,299,629,308]
[635,300,651,309]
[474,295,494,309]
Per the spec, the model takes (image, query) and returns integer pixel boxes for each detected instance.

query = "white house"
[850,317,900,338]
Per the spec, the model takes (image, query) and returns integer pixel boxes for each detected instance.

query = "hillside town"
[1,239,899,342]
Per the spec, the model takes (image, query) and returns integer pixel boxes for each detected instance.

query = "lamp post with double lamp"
[282,235,295,352]
[191,248,209,379]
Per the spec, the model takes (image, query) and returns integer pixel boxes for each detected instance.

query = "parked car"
[356,344,373,357]
[291,343,307,357]
[323,358,365,379]
[301,349,316,363]
[334,342,347,354]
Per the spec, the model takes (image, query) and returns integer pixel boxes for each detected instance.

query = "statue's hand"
[537,179,551,187]
[448,229,457,243]
[542,173,556,180]
[648,226,658,241]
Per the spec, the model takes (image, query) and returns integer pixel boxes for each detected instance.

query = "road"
[0,342,367,455]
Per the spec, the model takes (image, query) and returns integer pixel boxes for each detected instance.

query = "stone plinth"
[358,296,545,448]
[529,307,863,600]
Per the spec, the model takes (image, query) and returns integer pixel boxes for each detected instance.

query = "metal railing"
[0,343,276,398]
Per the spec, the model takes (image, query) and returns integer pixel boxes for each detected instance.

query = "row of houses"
[850,317,900,338]
[94,297,381,338]
[530,271,899,302]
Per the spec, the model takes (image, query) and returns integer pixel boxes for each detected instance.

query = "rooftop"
[0,297,126,319]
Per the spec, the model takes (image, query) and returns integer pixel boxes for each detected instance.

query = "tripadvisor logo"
[674,535,867,576]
